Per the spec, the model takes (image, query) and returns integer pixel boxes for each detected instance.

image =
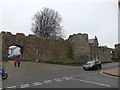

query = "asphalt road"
[2,62,119,88]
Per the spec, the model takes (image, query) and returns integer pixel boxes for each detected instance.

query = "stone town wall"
[98,46,114,60]
[89,45,114,61]
[114,44,120,59]
[89,45,99,60]
[89,37,115,61]
[67,33,90,62]
[1,31,117,62]
[1,32,90,62]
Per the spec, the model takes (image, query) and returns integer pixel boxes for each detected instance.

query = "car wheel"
[99,65,102,69]
[97,66,99,70]
[92,66,96,70]
[83,67,86,70]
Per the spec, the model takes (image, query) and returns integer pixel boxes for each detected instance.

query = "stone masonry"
[89,36,115,61]
[114,44,120,60]
[1,31,118,62]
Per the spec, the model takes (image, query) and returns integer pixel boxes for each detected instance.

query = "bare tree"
[31,7,64,38]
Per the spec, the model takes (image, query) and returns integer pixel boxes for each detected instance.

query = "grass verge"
[42,58,83,66]
[100,60,113,63]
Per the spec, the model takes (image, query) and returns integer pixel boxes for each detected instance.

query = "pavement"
[102,67,120,77]
[2,60,24,75]
[1,61,120,77]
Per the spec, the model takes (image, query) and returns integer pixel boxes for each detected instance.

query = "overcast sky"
[0,0,118,48]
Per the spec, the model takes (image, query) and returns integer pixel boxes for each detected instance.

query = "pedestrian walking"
[17,57,21,67]
[14,59,18,67]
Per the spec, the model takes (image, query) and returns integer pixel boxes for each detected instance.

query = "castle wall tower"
[67,33,91,62]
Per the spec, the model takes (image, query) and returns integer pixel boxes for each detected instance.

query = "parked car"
[83,60,102,70]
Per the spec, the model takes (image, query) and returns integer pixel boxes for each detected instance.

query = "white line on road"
[54,78,63,82]
[70,75,79,77]
[62,77,72,80]
[33,82,42,86]
[70,74,87,78]
[5,71,111,88]
[6,86,16,88]
[21,84,30,88]
[44,80,52,84]
[71,78,111,87]
[70,72,98,78]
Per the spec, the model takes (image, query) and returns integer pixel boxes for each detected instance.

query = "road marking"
[71,78,111,87]
[62,77,72,80]
[70,74,88,78]
[21,84,30,88]
[6,86,16,88]
[70,76,74,77]
[43,80,52,84]
[5,71,113,88]
[54,78,63,82]
[33,82,42,86]
[70,75,78,77]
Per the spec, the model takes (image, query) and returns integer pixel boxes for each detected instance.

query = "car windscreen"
[86,61,95,65]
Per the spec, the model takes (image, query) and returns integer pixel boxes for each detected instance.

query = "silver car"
[83,60,102,70]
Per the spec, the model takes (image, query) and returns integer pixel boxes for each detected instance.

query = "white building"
[8,46,21,58]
